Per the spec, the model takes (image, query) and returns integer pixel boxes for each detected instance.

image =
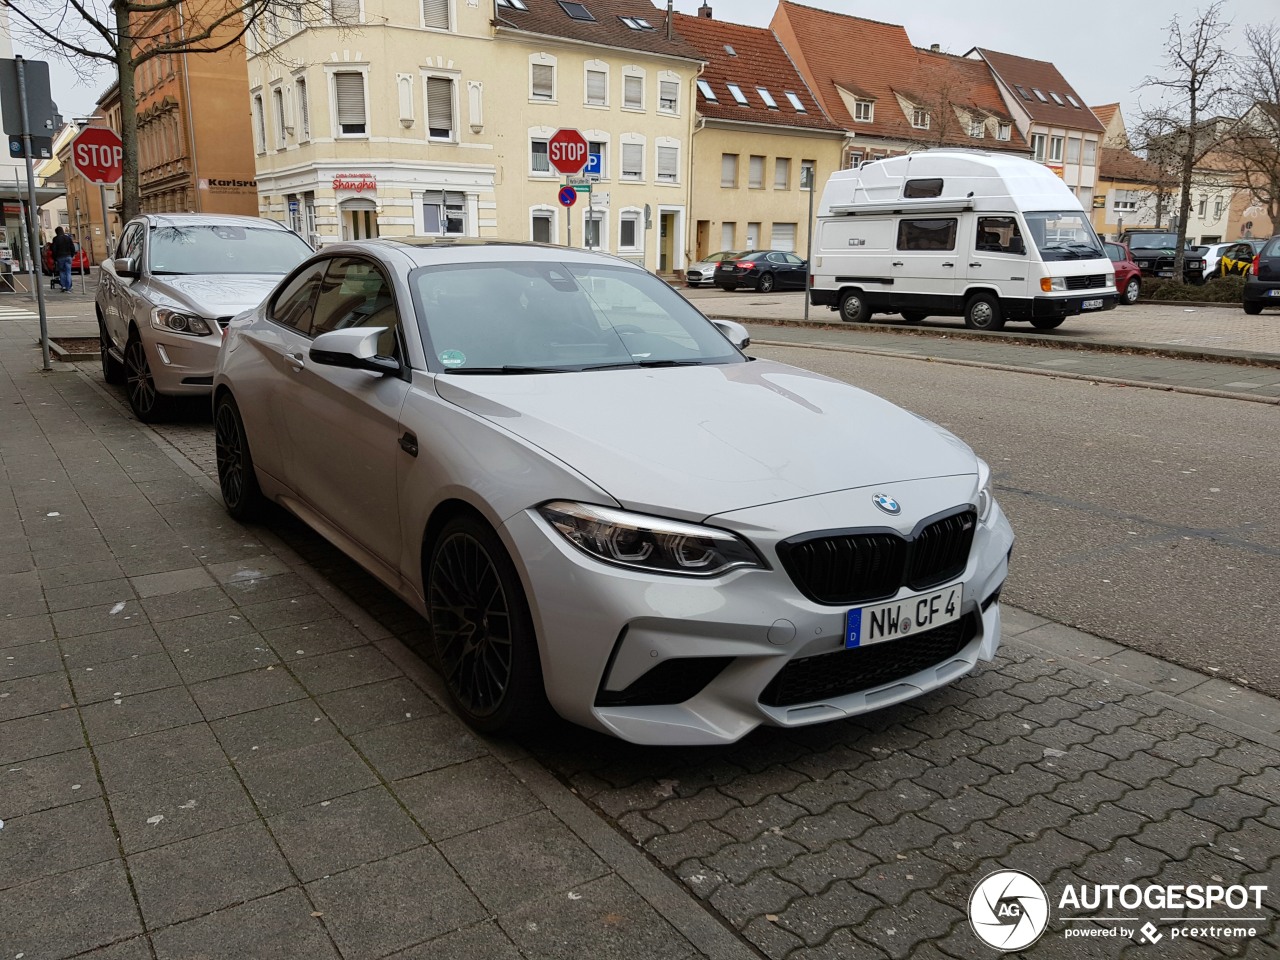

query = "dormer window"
[785,91,805,112]
[726,83,748,106]
[969,118,985,138]
[912,107,930,129]
[854,98,873,122]
[557,1,594,21]
[997,121,1012,140]
[757,87,778,109]
[697,79,717,102]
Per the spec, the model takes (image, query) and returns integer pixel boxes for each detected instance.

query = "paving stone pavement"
[2,302,1279,959]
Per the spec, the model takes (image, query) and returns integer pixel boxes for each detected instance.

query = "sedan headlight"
[1040,277,1067,292]
[976,459,994,524]
[538,501,763,577]
[151,307,214,337]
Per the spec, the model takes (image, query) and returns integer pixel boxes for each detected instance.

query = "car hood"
[434,359,977,518]
[142,274,282,317]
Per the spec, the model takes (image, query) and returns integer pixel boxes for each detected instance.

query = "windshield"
[704,250,743,263]
[1022,211,1105,262]
[412,261,745,373]
[1127,232,1179,249]
[147,224,312,275]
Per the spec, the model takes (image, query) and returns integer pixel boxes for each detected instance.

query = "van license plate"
[846,584,963,648]
[1082,299,1103,310]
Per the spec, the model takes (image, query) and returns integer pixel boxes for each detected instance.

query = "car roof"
[132,213,292,230]
[308,238,652,272]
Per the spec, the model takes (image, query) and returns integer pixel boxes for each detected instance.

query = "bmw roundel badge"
[873,493,901,515]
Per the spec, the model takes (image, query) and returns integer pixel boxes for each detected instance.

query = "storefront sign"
[333,173,377,192]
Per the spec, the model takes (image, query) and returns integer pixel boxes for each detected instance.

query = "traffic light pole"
[15,56,51,371]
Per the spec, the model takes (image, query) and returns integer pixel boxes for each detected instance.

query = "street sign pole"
[74,200,86,295]
[15,56,51,370]
[100,184,112,258]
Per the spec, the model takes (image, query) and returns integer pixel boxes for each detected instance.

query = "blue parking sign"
[585,153,602,176]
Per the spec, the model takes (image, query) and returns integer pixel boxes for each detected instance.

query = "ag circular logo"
[969,870,1050,951]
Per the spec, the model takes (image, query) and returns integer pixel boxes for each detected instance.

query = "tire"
[1243,302,1263,315]
[899,311,926,323]
[99,320,125,385]
[427,515,546,734]
[1030,316,1066,330]
[757,272,776,293]
[964,293,1004,331]
[214,393,266,521]
[123,331,169,422]
[716,283,738,292]
[1121,277,1141,305]
[838,290,870,323]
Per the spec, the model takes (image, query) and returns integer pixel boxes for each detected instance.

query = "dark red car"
[42,239,93,276]
[1104,241,1141,306]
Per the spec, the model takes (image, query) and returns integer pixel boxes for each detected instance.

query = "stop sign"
[70,127,123,186]
[548,128,588,174]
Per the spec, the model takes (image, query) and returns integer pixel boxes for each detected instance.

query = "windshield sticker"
[439,349,467,368]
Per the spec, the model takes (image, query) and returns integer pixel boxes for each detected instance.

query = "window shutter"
[531,63,554,98]
[622,142,643,177]
[330,0,358,22]
[772,222,796,251]
[624,75,642,109]
[334,73,366,129]
[422,0,448,29]
[657,145,677,180]
[586,70,606,104]
[426,77,452,136]
[774,157,789,189]
[749,155,763,187]
[721,153,736,186]
[659,79,678,110]
[297,80,310,138]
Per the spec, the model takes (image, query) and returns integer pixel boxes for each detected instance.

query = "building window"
[426,76,455,140]
[721,153,737,188]
[295,78,310,140]
[774,156,790,189]
[1066,137,1080,164]
[721,222,735,249]
[659,79,679,113]
[583,209,604,248]
[330,0,359,23]
[757,87,778,109]
[621,141,643,180]
[623,74,643,109]
[846,150,863,169]
[252,94,266,153]
[531,61,555,100]
[912,107,929,130]
[421,0,449,30]
[968,118,985,139]
[696,79,716,102]
[333,72,367,136]
[657,144,678,183]
[1198,198,1207,216]
[1083,139,1097,164]
[1030,133,1046,162]
[997,121,1011,141]
[855,99,873,122]
[1213,199,1223,219]
[748,155,764,189]
[785,91,805,112]
[272,87,286,146]
[423,190,466,235]
[531,138,550,174]
[1077,186,1093,210]
[532,210,553,242]
[585,67,607,106]
[800,159,815,190]
[619,211,640,250]
[726,83,748,106]
[1049,136,1064,162]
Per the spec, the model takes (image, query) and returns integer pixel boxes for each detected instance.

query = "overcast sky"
[13,0,1262,128]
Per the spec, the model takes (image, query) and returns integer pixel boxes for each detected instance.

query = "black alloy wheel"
[214,394,265,520]
[124,332,167,422]
[428,516,545,733]
[757,272,776,293]
[99,320,125,385]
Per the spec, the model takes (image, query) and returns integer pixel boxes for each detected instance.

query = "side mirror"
[112,257,137,279]
[712,318,750,350]
[310,328,400,374]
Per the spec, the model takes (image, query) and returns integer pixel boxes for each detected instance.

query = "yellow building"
[672,8,843,262]
[247,0,702,273]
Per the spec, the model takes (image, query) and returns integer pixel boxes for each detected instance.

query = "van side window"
[897,218,957,251]
[975,216,1026,256]
[903,178,943,199]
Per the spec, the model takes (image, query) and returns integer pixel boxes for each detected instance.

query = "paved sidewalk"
[1,289,1278,959]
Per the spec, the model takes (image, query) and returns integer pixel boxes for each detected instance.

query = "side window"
[785,253,805,265]
[974,216,1025,255]
[269,262,326,335]
[118,224,144,263]
[767,252,787,264]
[903,178,943,199]
[311,258,400,358]
[897,218,958,251]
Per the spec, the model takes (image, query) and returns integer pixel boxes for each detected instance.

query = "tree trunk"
[114,5,140,224]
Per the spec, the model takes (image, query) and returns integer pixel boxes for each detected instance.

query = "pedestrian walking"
[51,226,75,293]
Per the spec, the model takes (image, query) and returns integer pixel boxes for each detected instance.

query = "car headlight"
[1040,277,1067,292]
[1105,270,1115,287]
[151,307,214,337]
[538,501,763,577]
[976,459,994,524]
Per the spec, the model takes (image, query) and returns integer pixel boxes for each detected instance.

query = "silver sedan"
[213,240,1014,745]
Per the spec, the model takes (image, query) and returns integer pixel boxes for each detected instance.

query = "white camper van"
[810,151,1118,331]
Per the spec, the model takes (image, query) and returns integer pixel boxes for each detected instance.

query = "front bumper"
[142,329,224,395]
[502,477,1014,745]
[1022,293,1118,319]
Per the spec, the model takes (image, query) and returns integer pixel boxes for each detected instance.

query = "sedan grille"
[1065,275,1106,290]
[759,614,977,707]
[778,509,976,606]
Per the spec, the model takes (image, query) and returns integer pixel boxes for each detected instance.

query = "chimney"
[698,2,713,16]
[930,43,940,52]
[667,0,673,40]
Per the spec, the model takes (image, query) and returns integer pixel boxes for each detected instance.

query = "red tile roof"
[493,0,701,61]
[1092,103,1120,129]
[769,2,1026,151]
[1098,146,1165,184]
[671,12,843,133]
[972,48,1104,132]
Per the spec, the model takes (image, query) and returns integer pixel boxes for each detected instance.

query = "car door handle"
[399,432,418,457]
[970,262,982,268]
[286,351,305,371]
[892,261,904,267]
[941,262,954,267]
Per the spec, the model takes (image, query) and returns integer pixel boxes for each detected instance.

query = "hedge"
[1142,275,1247,303]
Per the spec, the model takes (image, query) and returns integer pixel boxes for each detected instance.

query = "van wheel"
[964,293,1004,331]
[839,291,870,323]
[899,311,926,324]
[1030,316,1066,330]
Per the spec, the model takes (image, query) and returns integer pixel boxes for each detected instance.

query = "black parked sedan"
[713,250,808,292]
[1242,235,1280,315]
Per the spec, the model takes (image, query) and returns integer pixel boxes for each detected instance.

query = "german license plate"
[1082,298,1103,310]
[846,584,963,648]
[1268,289,1280,297]
[1158,271,1173,277]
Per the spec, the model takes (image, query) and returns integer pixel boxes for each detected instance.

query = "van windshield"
[1022,211,1104,261]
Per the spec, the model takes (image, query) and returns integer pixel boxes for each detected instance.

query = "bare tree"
[1215,22,1280,231]
[2,0,327,222]
[1133,0,1236,281]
